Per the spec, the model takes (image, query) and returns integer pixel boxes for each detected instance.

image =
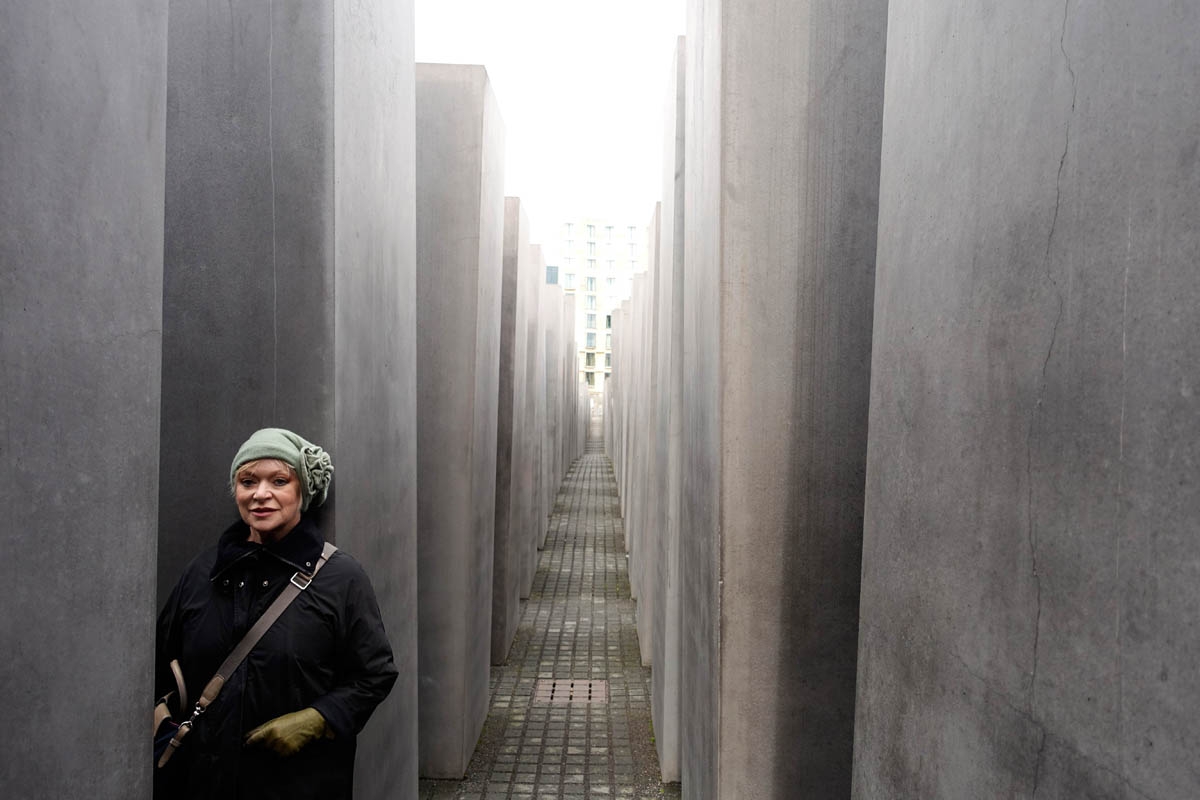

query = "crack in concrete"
[1027,0,1077,719]
[1045,0,1078,269]
[1026,296,1061,717]
[950,649,1051,795]
[1031,725,1048,797]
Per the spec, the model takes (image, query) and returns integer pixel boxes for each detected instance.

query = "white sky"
[414,0,685,243]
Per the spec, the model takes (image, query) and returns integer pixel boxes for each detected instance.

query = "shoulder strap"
[158,541,338,768]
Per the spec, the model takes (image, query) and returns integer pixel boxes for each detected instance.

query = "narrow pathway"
[420,422,679,800]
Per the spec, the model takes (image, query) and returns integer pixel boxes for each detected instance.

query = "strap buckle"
[290,571,313,590]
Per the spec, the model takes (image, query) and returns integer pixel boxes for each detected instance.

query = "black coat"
[155,515,397,799]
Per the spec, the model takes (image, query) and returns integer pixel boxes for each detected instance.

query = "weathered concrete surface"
[519,244,548,599]
[633,208,662,667]
[650,36,687,784]
[604,306,625,488]
[613,302,631,520]
[416,62,505,779]
[0,4,166,797]
[158,0,334,602]
[331,5,419,796]
[854,3,1200,798]
[493,197,532,664]
[560,291,579,476]
[159,4,419,795]
[680,0,886,796]
[539,281,564,550]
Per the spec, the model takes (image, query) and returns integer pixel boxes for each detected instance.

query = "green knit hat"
[229,428,334,511]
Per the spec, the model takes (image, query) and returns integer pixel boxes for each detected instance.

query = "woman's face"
[235,459,303,543]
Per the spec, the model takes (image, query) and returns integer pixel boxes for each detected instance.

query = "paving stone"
[419,423,679,798]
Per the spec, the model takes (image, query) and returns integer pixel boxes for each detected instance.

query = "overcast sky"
[414,0,685,242]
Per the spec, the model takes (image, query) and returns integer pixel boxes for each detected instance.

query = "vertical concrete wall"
[605,306,626,508]
[560,292,578,474]
[493,197,532,664]
[415,63,506,779]
[633,207,662,666]
[520,244,549,598]
[539,281,564,549]
[680,0,887,796]
[159,0,335,599]
[854,3,1200,798]
[159,3,419,795]
[332,5,419,796]
[0,3,167,797]
[650,36,687,784]
[616,300,632,520]
[626,271,648,583]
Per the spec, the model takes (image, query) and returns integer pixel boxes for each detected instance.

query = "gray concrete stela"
[420,420,679,800]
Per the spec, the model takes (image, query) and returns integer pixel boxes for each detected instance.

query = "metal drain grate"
[532,679,609,705]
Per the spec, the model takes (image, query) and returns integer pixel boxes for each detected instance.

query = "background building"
[547,217,644,398]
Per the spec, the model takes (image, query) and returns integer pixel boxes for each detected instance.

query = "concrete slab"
[331,4,419,795]
[415,62,506,779]
[0,4,166,796]
[650,36,687,784]
[159,3,419,795]
[493,197,531,664]
[159,0,333,601]
[854,2,1200,797]
[539,281,564,550]
[560,291,581,471]
[634,207,662,666]
[520,245,549,598]
[680,0,886,796]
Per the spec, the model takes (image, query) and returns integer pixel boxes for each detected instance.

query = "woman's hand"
[244,707,333,756]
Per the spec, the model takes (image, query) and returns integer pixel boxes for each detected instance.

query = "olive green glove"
[245,707,333,756]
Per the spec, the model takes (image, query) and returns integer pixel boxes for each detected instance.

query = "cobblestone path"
[419,425,680,800]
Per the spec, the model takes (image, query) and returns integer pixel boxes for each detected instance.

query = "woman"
[155,428,397,799]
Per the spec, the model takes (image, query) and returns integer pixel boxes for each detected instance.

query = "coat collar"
[210,514,326,582]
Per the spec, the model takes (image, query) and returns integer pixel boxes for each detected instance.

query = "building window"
[563,256,572,267]
[605,315,611,329]
[629,243,637,257]
[565,222,573,237]
[607,260,615,271]
[587,224,596,239]
[628,225,636,239]
[587,242,596,256]
[606,225,614,242]
[586,371,595,386]
[587,332,596,349]
[564,273,575,289]
[605,333,611,349]
[585,294,596,310]
[586,313,596,329]
[606,277,615,290]
[630,260,637,270]
[546,265,559,284]
[605,353,611,367]
[585,352,595,367]
[587,259,596,271]
[586,277,596,292]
